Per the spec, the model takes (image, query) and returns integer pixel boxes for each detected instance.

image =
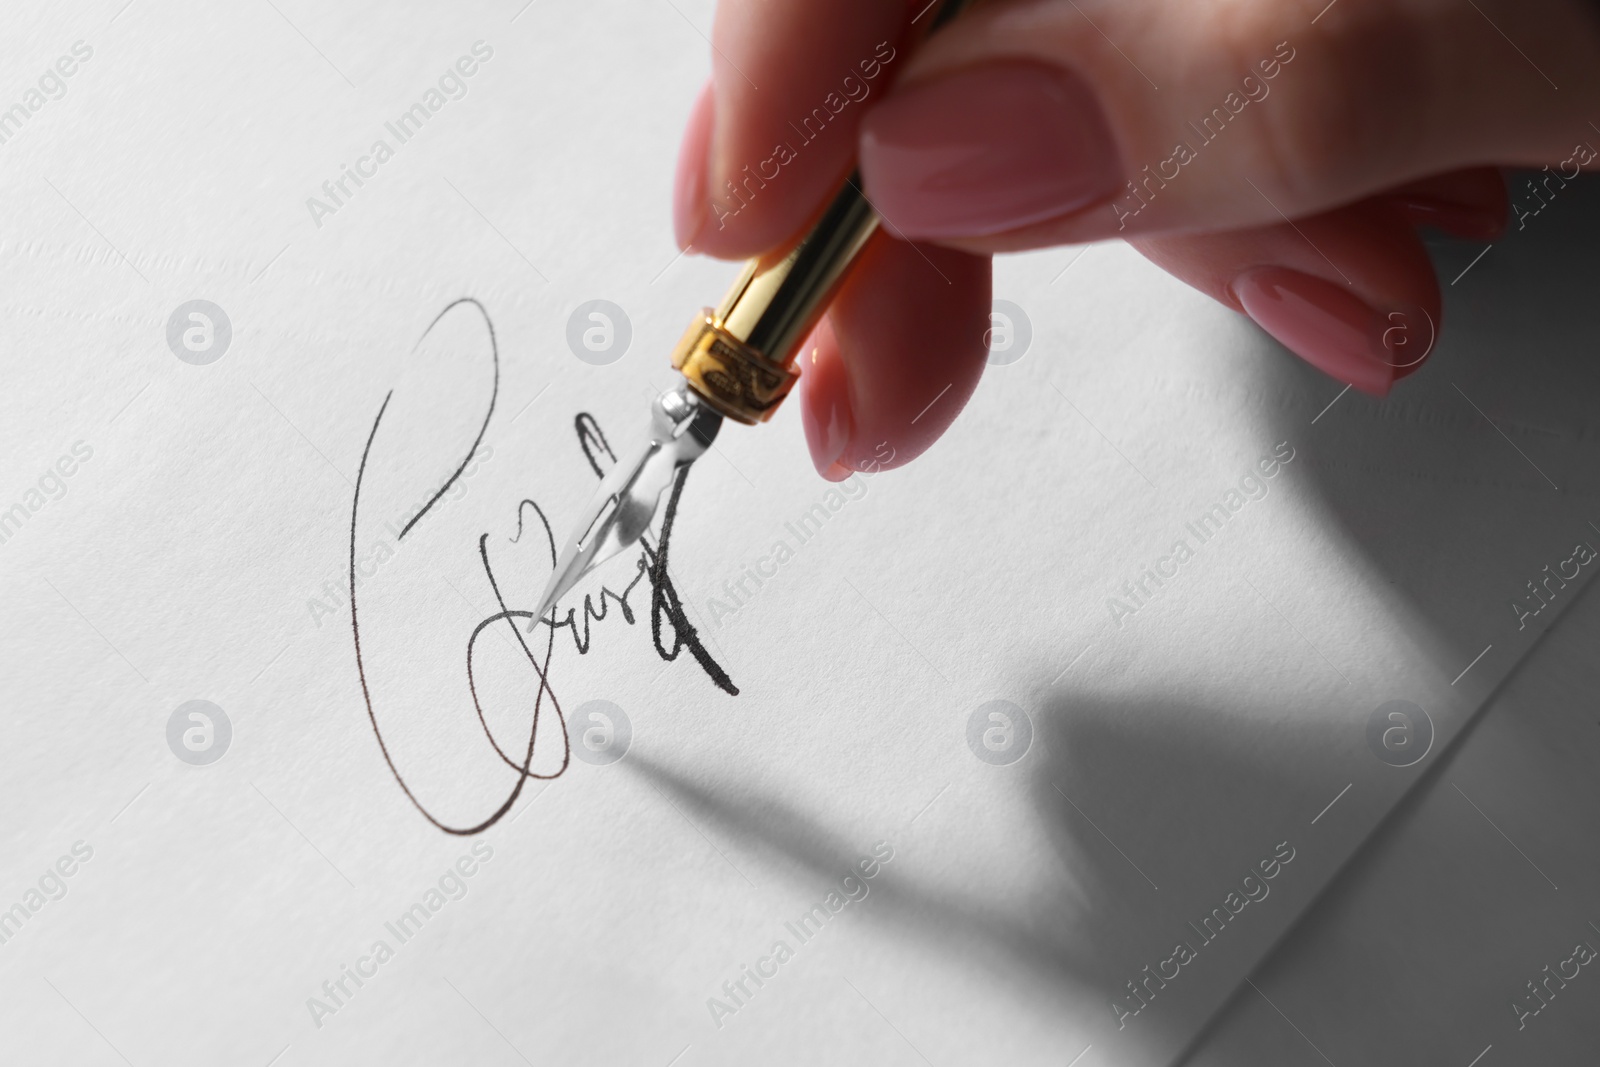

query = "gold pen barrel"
[671,173,879,424]
[669,0,972,425]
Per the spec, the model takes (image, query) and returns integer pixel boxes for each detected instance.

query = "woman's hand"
[672,0,1600,478]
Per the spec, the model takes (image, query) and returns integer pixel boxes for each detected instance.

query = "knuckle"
[1233,2,1437,207]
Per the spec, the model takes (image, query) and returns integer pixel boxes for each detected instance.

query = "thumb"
[857,0,1600,249]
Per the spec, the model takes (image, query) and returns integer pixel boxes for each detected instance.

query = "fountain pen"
[531,0,973,624]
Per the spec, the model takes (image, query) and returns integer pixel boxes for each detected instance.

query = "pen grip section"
[672,175,879,424]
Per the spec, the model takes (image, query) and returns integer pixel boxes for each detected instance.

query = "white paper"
[1188,523,1600,1066]
[3,2,1597,1064]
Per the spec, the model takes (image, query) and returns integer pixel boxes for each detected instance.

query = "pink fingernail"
[803,389,851,478]
[860,62,1121,239]
[1234,268,1424,397]
[1388,194,1508,242]
[1383,169,1508,241]
[799,321,853,478]
[821,462,854,483]
[672,80,715,251]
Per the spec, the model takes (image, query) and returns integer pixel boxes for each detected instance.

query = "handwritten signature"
[348,298,736,834]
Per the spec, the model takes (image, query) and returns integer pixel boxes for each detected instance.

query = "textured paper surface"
[2,3,1597,1064]
[1182,182,1600,1066]
[1188,571,1600,1067]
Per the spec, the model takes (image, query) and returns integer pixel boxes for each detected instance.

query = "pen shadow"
[617,178,1600,1061]
[627,686,1318,1057]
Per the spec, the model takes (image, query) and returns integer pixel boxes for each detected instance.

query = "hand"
[671,0,1600,478]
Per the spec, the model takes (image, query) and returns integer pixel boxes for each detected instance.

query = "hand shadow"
[619,177,1600,1063]
[1260,173,1600,667]
[1180,557,1600,1067]
[628,686,1322,1063]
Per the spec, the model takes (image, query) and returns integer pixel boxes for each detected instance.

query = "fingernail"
[822,462,854,483]
[803,390,851,477]
[672,80,715,251]
[799,324,853,478]
[1383,168,1508,241]
[1234,268,1426,397]
[860,62,1121,239]
[1389,195,1507,241]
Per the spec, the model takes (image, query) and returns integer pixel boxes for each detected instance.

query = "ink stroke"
[347,298,736,835]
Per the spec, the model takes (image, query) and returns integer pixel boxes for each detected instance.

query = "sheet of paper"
[3,2,1597,1064]
[1187,536,1600,1067]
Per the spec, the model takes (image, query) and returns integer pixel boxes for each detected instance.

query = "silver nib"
[530,384,722,627]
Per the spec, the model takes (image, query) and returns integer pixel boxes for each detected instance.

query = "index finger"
[676,0,922,257]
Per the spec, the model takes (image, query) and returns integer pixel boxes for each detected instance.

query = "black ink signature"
[349,298,736,835]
